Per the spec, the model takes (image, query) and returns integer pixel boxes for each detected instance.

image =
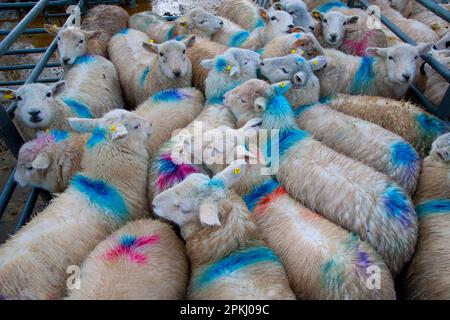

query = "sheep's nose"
[330,33,337,40]
[402,73,411,81]
[173,70,181,77]
[260,62,265,66]
[288,24,294,29]
[62,57,70,64]
[219,20,223,25]
[29,110,40,117]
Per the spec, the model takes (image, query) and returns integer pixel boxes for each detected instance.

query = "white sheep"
[152,161,296,300]
[261,30,325,59]
[0,110,153,299]
[66,219,189,299]
[217,0,266,30]
[2,55,124,140]
[224,79,418,275]
[108,28,195,108]
[211,7,294,50]
[44,5,129,67]
[260,53,421,194]
[277,0,316,32]
[316,42,432,99]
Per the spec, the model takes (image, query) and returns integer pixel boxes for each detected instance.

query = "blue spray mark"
[381,184,415,228]
[86,126,107,149]
[229,30,251,47]
[151,88,191,103]
[50,129,70,143]
[193,246,281,289]
[206,96,225,105]
[139,66,150,87]
[253,18,265,29]
[165,26,175,41]
[319,258,343,291]
[316,1,348,13]
[71,173,128,219]
[116,28,129,35]
[61,98,94,118]
[416,113,450,138]
[215,56,229,73]
[73,55,97,65]
[243,178,280,211]
[207,177,225,189]
[350,56,375,95]
[416,199,450,219]
[389,140,420,185]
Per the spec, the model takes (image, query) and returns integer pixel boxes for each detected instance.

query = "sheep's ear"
[229,65,240,78]
[110,123,128,141]
[239,118,263,134]
[235,145,258,161]
[271,81,292,95]
[271,2,283,10]
[416,43,433,56]
[182,34,196,48]
[83,30,101,39]
[0,88,16,101]
[68,118,99,133]
[291,26,306,33]
[365,47,387,58]
[214,160,247,188]
[345,15,359,25]
[309,56,327,71]
[142,41,159,54]
[44,24,62,35]
[254,96,266,112]
[66,5,81,28]
[200,59,214,70]
[312,11,323,22]
[51,81,66,95]
[259,8,269,23]
[199,200,221,226]
[32,153,50,170]
[291,37,310,51]
[179,4,187,14]
[435,148,450,162]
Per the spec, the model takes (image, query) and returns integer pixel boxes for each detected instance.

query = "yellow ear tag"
[149,39,154,44]
[2,93,14,100]
[313,59,319,66]
[262,12,267,18]
[233,168,241,175]
[290,49,297,54]
[110,124,117,132]
[279,82,286,88]
[225,65,232,72]
[180,16,185,22]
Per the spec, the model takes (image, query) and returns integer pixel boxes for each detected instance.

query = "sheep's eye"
[17,96,22,101]
[26,165,33,170]
[281,67,289,73]
[134,124,140,129]
[46,92,51,97]
[72,18,76,25]
[159,52,164,57]
[240,98,246,103]
[200,20,206,24]
[343,21,347,25]
[79,39,83,44]
[270,16,276,21]
[183,49,186,54]
[57,36,60,41]
[323,19,328,23]
[388,56,394,60]
[414,55,418,59]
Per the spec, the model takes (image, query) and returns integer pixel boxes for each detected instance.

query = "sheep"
[200,48,261,102]
[14,130,86,193]
[0,110,153,299]
[260,54,421,194]
[261,30,324,59]
[181,122,396,299]
[223,79,418,275]
[327,94,450,157]
[405,133,450,300]
[108,29,195,108]
[316,42,432,99]
[217,0,266,30]
[66,219,189,299]
[44,5,129,67]
[422,49,450,107]
[134,87,205,156]
[369,0,439,44]
[152,161,296,300]
[312,9,388,56]
[129,7,223,43]
[187,38,228,91]
[276,0,316,32]
[211,7,294,50]
[389,0,449,38]
[434,33,450,50]
[2,55,124,140]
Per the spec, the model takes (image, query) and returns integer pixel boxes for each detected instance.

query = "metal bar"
[415,0,450,23]
[409,85,442,115]
[0,63,60,71]
[0,1,68,9]
[14,188,40,233]
[0,0,49,56]
[0,104,24,158]
[0,169,17,219]
[0,28,47,36]
[0,78,60,87]
[438,86,450,118]
[4,47,48,55]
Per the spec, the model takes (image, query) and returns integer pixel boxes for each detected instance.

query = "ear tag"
[233,168,241,175]
[279,82,286,88]
[180,16,185,22]
[262,12,267,19]
[110,124,117,132]
[313,12,320,18]
[225,65,232,72]
[290,49,297,54]
[313,59,319,66]
[2,93,14,100]
[149,39,154,44]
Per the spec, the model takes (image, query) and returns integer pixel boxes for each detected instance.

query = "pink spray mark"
[105,234,160,264]
[156,153,201,192]
[342,30,376,57]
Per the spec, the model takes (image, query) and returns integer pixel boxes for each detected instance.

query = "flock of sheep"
[0,0,449,300]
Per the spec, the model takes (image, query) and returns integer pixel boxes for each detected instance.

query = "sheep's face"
[152,161,246,227]
[265,9,295,39]
[367,43,432,85]
[388,0,408,12]
[279,32,324,59]
[182,8,223,36]
[281,0,315,32]
[312,11,358,47]
[431,133,450,163]
[12,82,66,129]
[143,36,195,79]
[227,48,261,79]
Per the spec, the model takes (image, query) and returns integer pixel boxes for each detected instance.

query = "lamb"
[44,5,129,67]
[369,0,439,44]
[422,49,450,107]
[217,0,266,30]
[0,110,153,299]
[224,79,418,275]
[66,219,189,299]
[405,133,450,300]
[260,54,421,194]
[129,7,223,43]
[14,130,86,193]
[152,161,296,300]
[108,29,195,108]
[316,42,432,99]
[3,55,124,140]
[312,9,388,56]
[181,123,396,299]
[389,0,449,38]
[211,7,294,50]
[261,30,324,59]
[327,94,450,157]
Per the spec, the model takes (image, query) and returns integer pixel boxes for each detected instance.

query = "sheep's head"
[261,7,294,40]
[68,109,153,146]
[143,35,195,79]
[44,25,100,66]
[177,5,223,37]
[430,133,450,163]
[1,81,66,129]
[280,0,315,32]
[260,54,326,86]
[312,11,358,47]
[152,161,246,227]
[388,0,408,12]
[366,43,432,85]
[434,33,450,50]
